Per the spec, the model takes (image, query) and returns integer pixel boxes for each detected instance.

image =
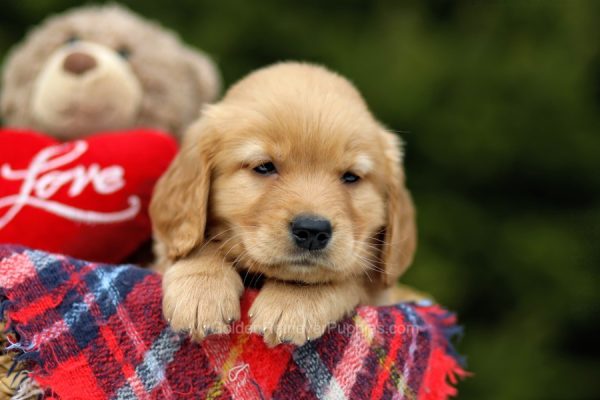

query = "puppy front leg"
[162,243,243,341]
[249,279,365,346]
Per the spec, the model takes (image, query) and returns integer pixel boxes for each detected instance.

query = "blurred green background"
[1,0,598,398]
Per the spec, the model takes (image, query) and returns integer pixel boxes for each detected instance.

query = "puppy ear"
[378,131,417,287]
[150,120,214,260]
[184,48,221,104]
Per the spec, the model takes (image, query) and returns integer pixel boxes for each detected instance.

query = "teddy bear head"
[0,4,220,140]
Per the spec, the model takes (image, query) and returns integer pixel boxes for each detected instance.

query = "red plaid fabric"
[0,245,466,399]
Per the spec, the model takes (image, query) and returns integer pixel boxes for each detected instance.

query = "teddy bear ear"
[0,90,13,119]
[1,70,23,124]
[184,48,221,104]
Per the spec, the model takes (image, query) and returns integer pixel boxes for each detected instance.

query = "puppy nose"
[291,215,332,251]
[63,52,97,75]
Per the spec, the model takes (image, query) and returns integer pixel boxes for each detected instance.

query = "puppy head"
[150,62,415,286]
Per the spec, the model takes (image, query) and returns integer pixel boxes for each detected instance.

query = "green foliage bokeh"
[1,1,598,398]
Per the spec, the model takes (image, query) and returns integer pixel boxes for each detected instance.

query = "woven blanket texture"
[0,245,466,400]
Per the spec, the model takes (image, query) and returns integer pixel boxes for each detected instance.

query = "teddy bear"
[0,7,223,398]
[0,4,221,139]
[0,4,221,264]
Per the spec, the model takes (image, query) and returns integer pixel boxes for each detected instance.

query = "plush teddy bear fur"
[0,4,220,140]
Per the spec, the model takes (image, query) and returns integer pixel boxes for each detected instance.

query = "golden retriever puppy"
[150,62,416,346]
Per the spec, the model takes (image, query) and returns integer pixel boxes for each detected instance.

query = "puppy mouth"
[281,249,331,267]
[234,245,345,284]
[243,251,329,269]
[287,258,318,267]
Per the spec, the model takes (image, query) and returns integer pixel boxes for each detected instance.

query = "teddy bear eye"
[65,35,80,45]
[341,171,361,184]
[116,46,131,60]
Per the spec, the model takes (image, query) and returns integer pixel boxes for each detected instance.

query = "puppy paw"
[162,264,243,341]
[249,282,356,346]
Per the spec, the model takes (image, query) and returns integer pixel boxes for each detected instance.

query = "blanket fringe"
[1,295,43,400]
[9,375,43,400]
[418,307,470,400]
[420,347,469,400]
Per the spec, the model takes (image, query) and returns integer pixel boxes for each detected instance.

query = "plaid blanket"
[0,245,466,400]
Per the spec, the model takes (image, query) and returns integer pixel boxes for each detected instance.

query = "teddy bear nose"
[63,52,97,75]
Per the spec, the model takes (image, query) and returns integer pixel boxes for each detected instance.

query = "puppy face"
[208,109,387,284]
[151,63,416,287]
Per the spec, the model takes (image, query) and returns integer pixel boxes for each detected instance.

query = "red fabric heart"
[0,128,177,263]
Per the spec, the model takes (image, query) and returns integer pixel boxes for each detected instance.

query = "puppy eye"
[253,162,277,175]
[341,171,360,184]
[65,35,80,45]
[116,46,131,60]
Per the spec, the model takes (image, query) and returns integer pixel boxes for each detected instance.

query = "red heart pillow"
[0,128,177,263]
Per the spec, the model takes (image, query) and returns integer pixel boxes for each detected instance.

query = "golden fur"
[150,62,416,346]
